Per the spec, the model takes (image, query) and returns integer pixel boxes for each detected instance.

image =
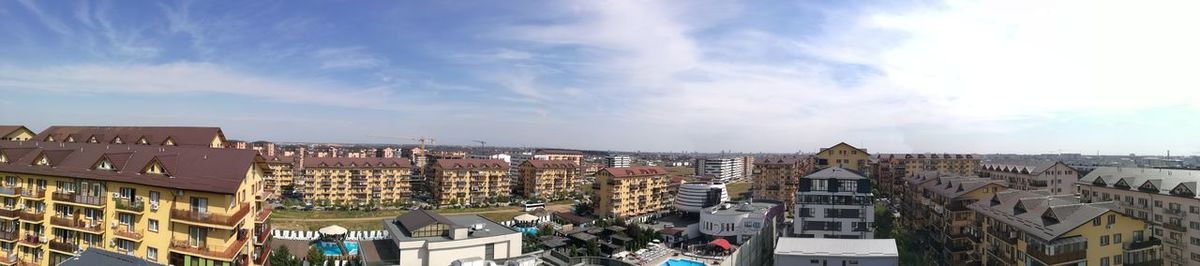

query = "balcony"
[49,216,105,233]
[1126,260,1163,266]
[114,198,145,213]
[0,208,16,220]
[0,187,17,196]
[18,235,42,247]
[987,227,1017,245]
[1162,222,1187,232]
[1026,249,1086,265]
[112,226,144,241]
[0,231,15,242]
[255,208,271,223]
[170,205,250,229]
[19,189,43,199]
[170,236,248,261]
[252,245,271,266]
[48,240,78,254]
[17,211,42,222]
[254,224,271,245]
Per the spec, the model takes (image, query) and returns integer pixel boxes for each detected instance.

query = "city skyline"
[2,1,1199,155]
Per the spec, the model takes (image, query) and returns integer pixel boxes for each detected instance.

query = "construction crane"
[368,135,436,152]
[472,140,487,148]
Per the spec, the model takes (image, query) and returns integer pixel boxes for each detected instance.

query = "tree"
[537,224,555,237]
[873,202,894,239]
[269,246,298,266]
[306,247,327,266]
[585,239,600,256]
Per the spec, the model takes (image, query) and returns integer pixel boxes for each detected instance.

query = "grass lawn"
[726,182,752,200]
[665,166,695,176]
[273,209,408,219]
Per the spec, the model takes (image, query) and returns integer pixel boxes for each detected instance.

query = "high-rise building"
[695,157,745,183]
[970,190,1161,266]
[815,142,870,174]
[1077,167,1199,266]
[752,157,815,213]
[913,176,1006,265]
[250,141,276,157]
[873,153,980,198]
[375,147,396,158]
[262,155,297,199]
[977,161,1078,195]
[517,160,578,200]
[605,155,631,168]
[595,166,669,221]
[0,126,34,141]
[0,139,270,266]
[428,159,510,207]
[33,126,227,148]
[301,157,413,205]
[794,167,874,239]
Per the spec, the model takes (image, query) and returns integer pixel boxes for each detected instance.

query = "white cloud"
[313,47,387,70]
[15,0,72,36]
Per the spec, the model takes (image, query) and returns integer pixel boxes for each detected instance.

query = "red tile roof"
[0,141,258,194]
[534,149,584,156]
[523,160,578,169]
[599,166,667,178]
[34,126,225,147]
[302,157,411,168]
[432,159,509,170]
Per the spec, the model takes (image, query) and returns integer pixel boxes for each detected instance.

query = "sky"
[1,0,1199,155]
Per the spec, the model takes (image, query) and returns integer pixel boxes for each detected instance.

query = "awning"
[708,239,731,250]
[514,213,540,222]
[318,225,348,236]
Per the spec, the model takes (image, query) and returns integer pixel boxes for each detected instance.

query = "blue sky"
[1,0,1198,155]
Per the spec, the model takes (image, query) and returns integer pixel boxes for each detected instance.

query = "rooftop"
[58,248,160,266]
[1080,167,1200,197]
[802,167,866,180]
[774,238,898,257]
[968,190,1121,240]
[34,126,224,147]
[385,213,517,243]
[303,156,411,168]
[704,201,779,216]
[599,166,668,178]
[432,158,509,170]
[921,175,1006,199]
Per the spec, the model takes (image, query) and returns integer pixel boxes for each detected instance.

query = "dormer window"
[45,136,54,142]
[87,136,99,143]
[112,137,123,144]
[65,136,75,143]
[162,137,175,146]
[95,158,116,171]
[0,153,6,164]
[137,137,149,145]
[143,159,167,175]
[1041,210,1059,225]
[34,154,50,166]
[1013,201,1027,215]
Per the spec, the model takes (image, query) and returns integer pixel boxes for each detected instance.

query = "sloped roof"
[981,161,1071,175]
[819,142,868,154]
[803,167,866,180]
[0,126,33,138]
[921,176,1006,198]
[968,190,1121,240]
[535,149,585,156]
[395,209,458,233]
[1079,167,1200,197]
[523,159,578,169]
[35,126,224,147]
[599,166,667,178]
[431,159,509,170]
[0,141,258,194]
[303,157,411,168]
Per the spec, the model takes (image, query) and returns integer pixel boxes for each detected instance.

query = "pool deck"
[271,239,400,264]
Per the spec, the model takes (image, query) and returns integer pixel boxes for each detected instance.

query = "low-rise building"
[1077,167,1200,266]
[517,160,578,200]
[794,167,874,239]
[384,210,522,266]
[429,159,510,207]
[978,161,1078,195]
[301,157,413,206]
[970,190,1162,266]
[0,126,34,141]
[594,167,669,221]
[774,238,899,266]
[699,200,784,245]
[752,157,814,213]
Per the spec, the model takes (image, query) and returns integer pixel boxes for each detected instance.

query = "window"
[149,191,160,202]
[1093,217,1101,226]
[1114,254,1122,264]
[1155,200,1162,207]
[148,247,158,262]
[119,187,135,199]
[1108,214,1116,225]
[1100,235,1110,246]
[484,243,495,260]
[148,219,159,232]
[1100,257,1110,266]
[1115,233,1122,243]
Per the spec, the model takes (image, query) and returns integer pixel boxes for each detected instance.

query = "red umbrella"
[708,239,731,250]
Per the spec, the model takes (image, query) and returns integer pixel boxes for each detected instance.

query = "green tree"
[585,239,600,256]
[306,247,327,266]
[269,246,298,266]
[537,224,555,237]
[873,203,894,239]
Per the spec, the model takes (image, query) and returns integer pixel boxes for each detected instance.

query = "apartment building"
[873,153,980,199]
[532,149,584,167]
[794,167,874,239]
[971,189,1161,266]
[301,157,412,206]
[0,126,34,142]
[978,161,1078,195]
[695,157,745,183]
[33,126,227,148]
[517,160,578,200]
[594,166,669,221]
[1077,167,1200,266]
[752,157,815,213]
[604,155,631,168]
[915,176,1006,265]
[815,142,869,174]
[0,140,270,266]
[261,155,297,199]
[428,159,510,207]
[897,172,944,230]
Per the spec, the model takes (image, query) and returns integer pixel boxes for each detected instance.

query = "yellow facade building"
[874,153,981,198]
[816,142,870,174]
[517,160,578,201]
[0,127,34,142]
[261,155,297,200]
[300,157,412,206]
[594,166,669,220]
[970,190,1161,266]
[33,126,227,148]
[428,159,510,207]
[915,176,1006,265]
[0,140,270,266]
[751,157,814,213]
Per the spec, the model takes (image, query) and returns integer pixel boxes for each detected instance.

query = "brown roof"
[302,157,411,168]
[0,141,258,194]
[599,166,667,178]
[553,211,595,224]
[535,149,584,156]
[0,126,33,137]
[432,159,509,170]
[34,126,225,147]
[523,160,578,169]
[395,209,459,233]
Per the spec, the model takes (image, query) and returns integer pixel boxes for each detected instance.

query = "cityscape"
[2,1,1199,266]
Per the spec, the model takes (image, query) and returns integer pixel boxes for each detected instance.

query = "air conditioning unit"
[112,192,121,198]
[150,202,160,211]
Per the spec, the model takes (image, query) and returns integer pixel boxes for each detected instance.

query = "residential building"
[261,155,297,199]
[873,153,980,198]
[301,157,413,206]
[0,126,34,142]
[384,210,522,266]
[897,171,945,230]
[741,156,754,180]
[752,157,815,213]
[227,140,248,150]
[1077,167,1200,266]
[794,167,874,239]
[33,126,226,148]
[517,160,578,200]
[970,189,1161,266]
[532,149,584,167]
[604,155,631,168]
[429,159,510,207]
[0,139,270,266]
[675,181,730,213]
[915,176,1006,265]
[376,147,396,158]
[250,141,276,157]
[700,200,784,245]
[815,142,870,175]
[978,161,1078,195]
[695,157,746,183]
[594,166,669,221]
[774,238,899,266]
[58,248,160,266]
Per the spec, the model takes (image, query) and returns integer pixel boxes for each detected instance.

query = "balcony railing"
[52,192,107,206]
[0,208,16,219]
[18,235,43,246]
[254,224,271,245]
[170,205,250,227]
[0,187,17,196]
[19,189,44,199]
[114,198,145,212]
[48,240,78,254]
[170,236,248,260]
[49,216,105,233]
[112,225,144,241]
[987,227,1018,245]
[17,211,43,222]
[1026,249,1086,265]
[0,231,15,242]
[255,208,271,223]
[1162,222,1187,232]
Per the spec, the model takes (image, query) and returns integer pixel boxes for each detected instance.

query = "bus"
[523,201,545,212]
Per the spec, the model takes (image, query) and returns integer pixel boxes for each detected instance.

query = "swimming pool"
[660,258,705,266]
[315,241,360,256]
[515,226,539,235]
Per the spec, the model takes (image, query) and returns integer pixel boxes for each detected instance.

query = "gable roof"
[432,159,509,170]
[34,126,225,147]
[0,141,258,194]
[969,190,1121,240]
[1079,167,1200,197]
[598,166,668,178]
[921,175,1006,199]
[819,142,868,154]
[0,126,34,139]
[803,167,867,180]
[980,161,1073,175]
[523,159,578,169]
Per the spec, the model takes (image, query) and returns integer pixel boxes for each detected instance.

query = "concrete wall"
[774,255,898,266]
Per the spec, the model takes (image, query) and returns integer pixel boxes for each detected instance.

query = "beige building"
[517,160,578,200]
[429,159,510,207]
[915,176,1006,265]
[1078,167,1200,266]
[532,149,584,167]
[0,139,270,266]
[594,166,669,220]
[874,153,981,198]
[33,126,227,148]
[0,126,34,142]
[384,210,522,266]
[751,157,814,213]
[815,142,870,174]
[261,155,297,200]
[301,157,412,206]
[978,161,1078,195]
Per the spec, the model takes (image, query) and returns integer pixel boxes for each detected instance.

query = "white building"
[794,167,875,239]
[1077,167,1200,266]
[699,200,784,244]
[695,157,745,183]
[774,238,899,266]
[675,181,730,213]
[385,210,523,266]
[605,155,632,168]
[977,161,1078,195]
